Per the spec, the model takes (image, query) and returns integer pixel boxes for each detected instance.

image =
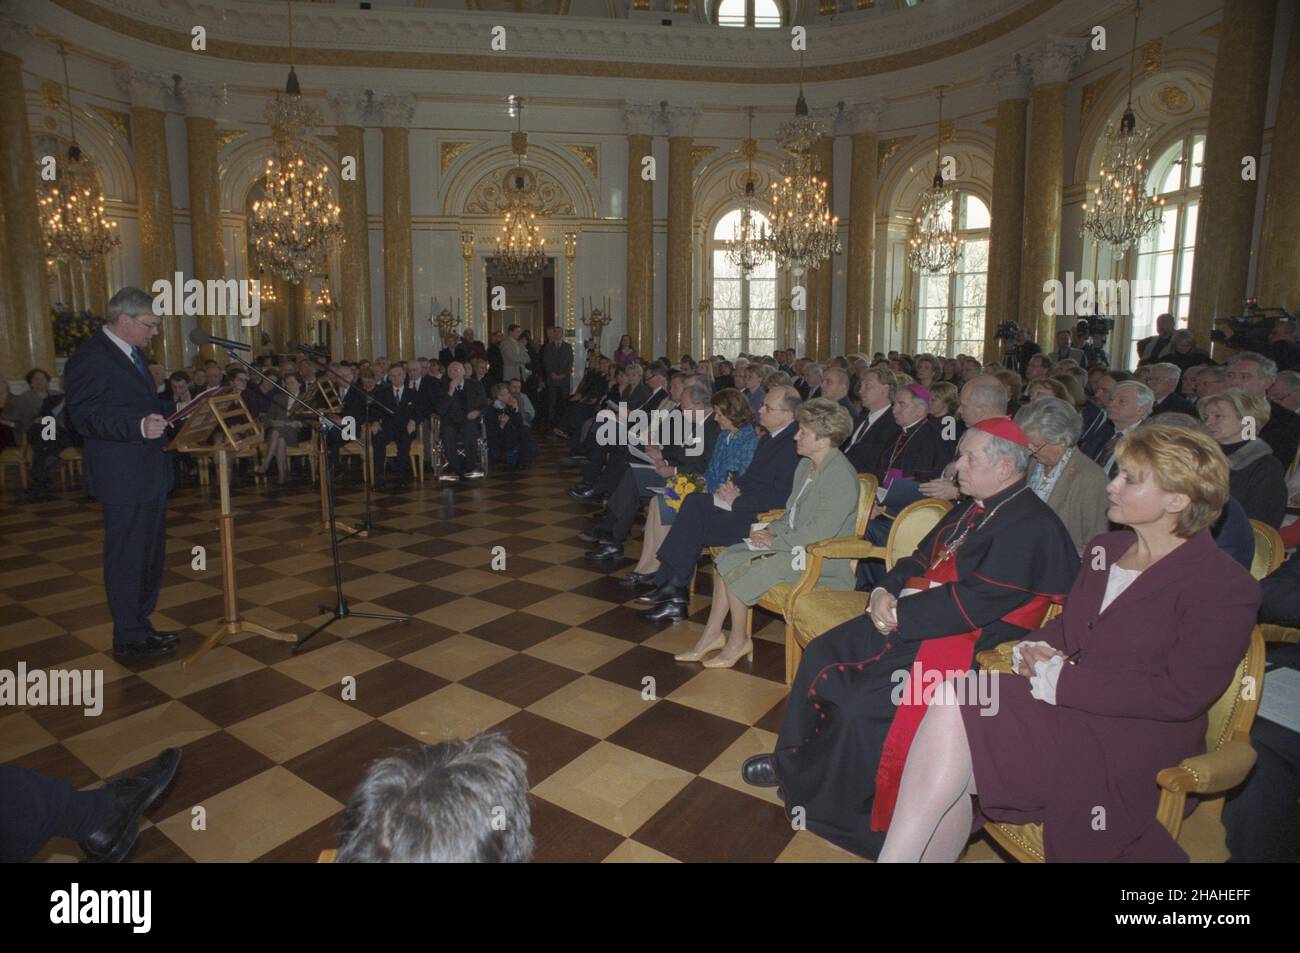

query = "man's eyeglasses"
[129,315,162,331]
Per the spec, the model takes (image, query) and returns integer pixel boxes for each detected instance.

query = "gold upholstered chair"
[782,497,952,683]
[974,625,1266,863]
[701,475,878,665]
[1248,520,1284,581]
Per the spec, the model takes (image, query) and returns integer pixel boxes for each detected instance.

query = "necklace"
[937,486,1028,563]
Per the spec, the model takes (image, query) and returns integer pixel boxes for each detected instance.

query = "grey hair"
[1226,351,1279,382]
[106,286,156,323]
[336,732,533,863]
[769,384,803,415]
[1276,370,1300,389]
[1200,365,1231,384]
[804,363,824,378]
[1015,397,1083,447]
[683,381,712,407]
[964,378,1009,415]
[1113,380,1156,416]
[1147,362,1181,382]
[822,366,850,390]
[962,428,1031,475]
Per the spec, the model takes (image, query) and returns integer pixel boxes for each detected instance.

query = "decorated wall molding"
[441,141,597,218]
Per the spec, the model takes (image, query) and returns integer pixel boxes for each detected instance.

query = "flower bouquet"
[52,308,101,357]
[662,471,705,512]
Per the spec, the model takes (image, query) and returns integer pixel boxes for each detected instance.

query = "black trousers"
[1224,711,1300,862]
[0,766,113,862]
[545,380,569,426]
[652,491,758,588]
[440,419,482,474]
[372,429,412,484]
[103,497,168,645]
[596,466,668,543]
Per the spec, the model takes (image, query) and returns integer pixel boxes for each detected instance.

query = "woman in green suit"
[682,398,861,668]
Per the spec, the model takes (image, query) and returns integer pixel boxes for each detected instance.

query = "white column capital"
[181,80,226,119]
[845,100,884,135]
[374,92,415,128]
[1028,37,1086,87]
[622,102,658,137]
[116,67,172,112]
[988,55,1031,101]
[812,103,844,136]
[328,89,372,128]
[663,104,702,139]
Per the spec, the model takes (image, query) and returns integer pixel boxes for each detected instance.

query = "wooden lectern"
[301,378,365,541]
[169,392,295,667]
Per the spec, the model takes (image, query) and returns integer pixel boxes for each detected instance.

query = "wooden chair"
[1249,519,1284,581]
[56,446,83,490]
[976,626,1266,863]
[0,442,30,492]
[782,497,952,683]
[317,849,337,863]
[368,437,423,484]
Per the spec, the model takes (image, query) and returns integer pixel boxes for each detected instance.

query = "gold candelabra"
[581,296,611,351]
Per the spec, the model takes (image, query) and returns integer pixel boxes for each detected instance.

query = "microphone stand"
[217,347,409,654]
[292,344,390,540]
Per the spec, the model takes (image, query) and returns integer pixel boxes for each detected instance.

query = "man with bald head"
[919,375,1009,501]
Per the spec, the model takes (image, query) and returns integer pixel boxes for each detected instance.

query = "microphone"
[189,327,252,352]
[287,340,330,357]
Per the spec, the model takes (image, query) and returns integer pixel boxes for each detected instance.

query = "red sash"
[869,553,1056,832]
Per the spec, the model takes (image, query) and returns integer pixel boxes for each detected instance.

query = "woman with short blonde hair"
[1196,388,1286,526]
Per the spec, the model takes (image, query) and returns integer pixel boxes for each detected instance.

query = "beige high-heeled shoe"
[675,632,726,662]
[702,638,754,669]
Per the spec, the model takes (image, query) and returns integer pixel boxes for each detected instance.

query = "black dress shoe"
[112,637,177,659]
[578,528,612,544]
[638,601,689,623]
[636,583,689,605]
[741,754,778,788]
[618,571,656,588]
[568,486,600,501]
[80,747,182,863]
[583,542,624,561]
[560,456,587,466]
[147,631,180,647]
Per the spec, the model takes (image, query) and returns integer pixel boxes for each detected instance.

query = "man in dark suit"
[541,325,574,430]
[844,367,900,474]
[569,364,669,498]
[64,287,178,659]
[1226,352,1300,469]
[1135,312,1176,367]
[435,361,489,482]
[713,361,736,393]
[581,381,721,561]
[370,365,419,490]
[638,386,802,622]
[820,366,857,421]
[1146,362,1196,417]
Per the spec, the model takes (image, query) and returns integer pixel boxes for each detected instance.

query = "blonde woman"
[676,398,859,668]
[1198,388,1287,526]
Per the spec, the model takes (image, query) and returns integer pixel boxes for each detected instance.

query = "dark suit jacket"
[542,340,574,380]
[663,413,721,472]
[372,383,419,438]
[1261,550,1300,627]
[405,376,436,422]
[1261,401,1300,470]
[713,374,735,392]
[435,378,489,427]
[1152,392,1196,417]
[1078,406,1113,461]
[64,330,173,504]
[874,416,952,483]
[731,423,799,515]
[844,407,900,474]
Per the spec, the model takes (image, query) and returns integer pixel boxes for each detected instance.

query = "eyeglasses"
[129,315,162,331]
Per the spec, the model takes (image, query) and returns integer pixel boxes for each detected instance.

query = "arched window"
[716,0,782,28]
[1130,134,1204,341]
[712,208,777,357]
[915,192,990,358]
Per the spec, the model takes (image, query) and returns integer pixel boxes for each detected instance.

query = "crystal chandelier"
[760,54,840,275]
[726,108,771,277]
[907,86,964,275]
[1080,0,1164,258]
[250,1,342,284]
[495,96,546,279]
[38,45,121,267]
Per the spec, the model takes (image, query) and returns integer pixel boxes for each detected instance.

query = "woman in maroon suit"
[878,423,1260,862]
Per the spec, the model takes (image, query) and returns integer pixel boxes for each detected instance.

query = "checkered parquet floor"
[0,439,874,863]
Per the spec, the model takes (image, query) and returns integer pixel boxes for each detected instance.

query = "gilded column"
[806,123,836,362]
[844,102,881,356]
[1239,2,1295,313]
[986,58,1030,361]
[182,81,228,359]
[120,68,182,368]
[1018,39,1084,349]
[0,29,54,377]
[665,105,701,360]
[329,90,373,361]
[377,94,415,361]
[623,103,656,356]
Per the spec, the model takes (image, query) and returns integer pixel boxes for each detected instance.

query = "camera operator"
[1264,319,1300,371]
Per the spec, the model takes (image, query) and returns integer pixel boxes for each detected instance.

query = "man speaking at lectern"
[65,287,178,659]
